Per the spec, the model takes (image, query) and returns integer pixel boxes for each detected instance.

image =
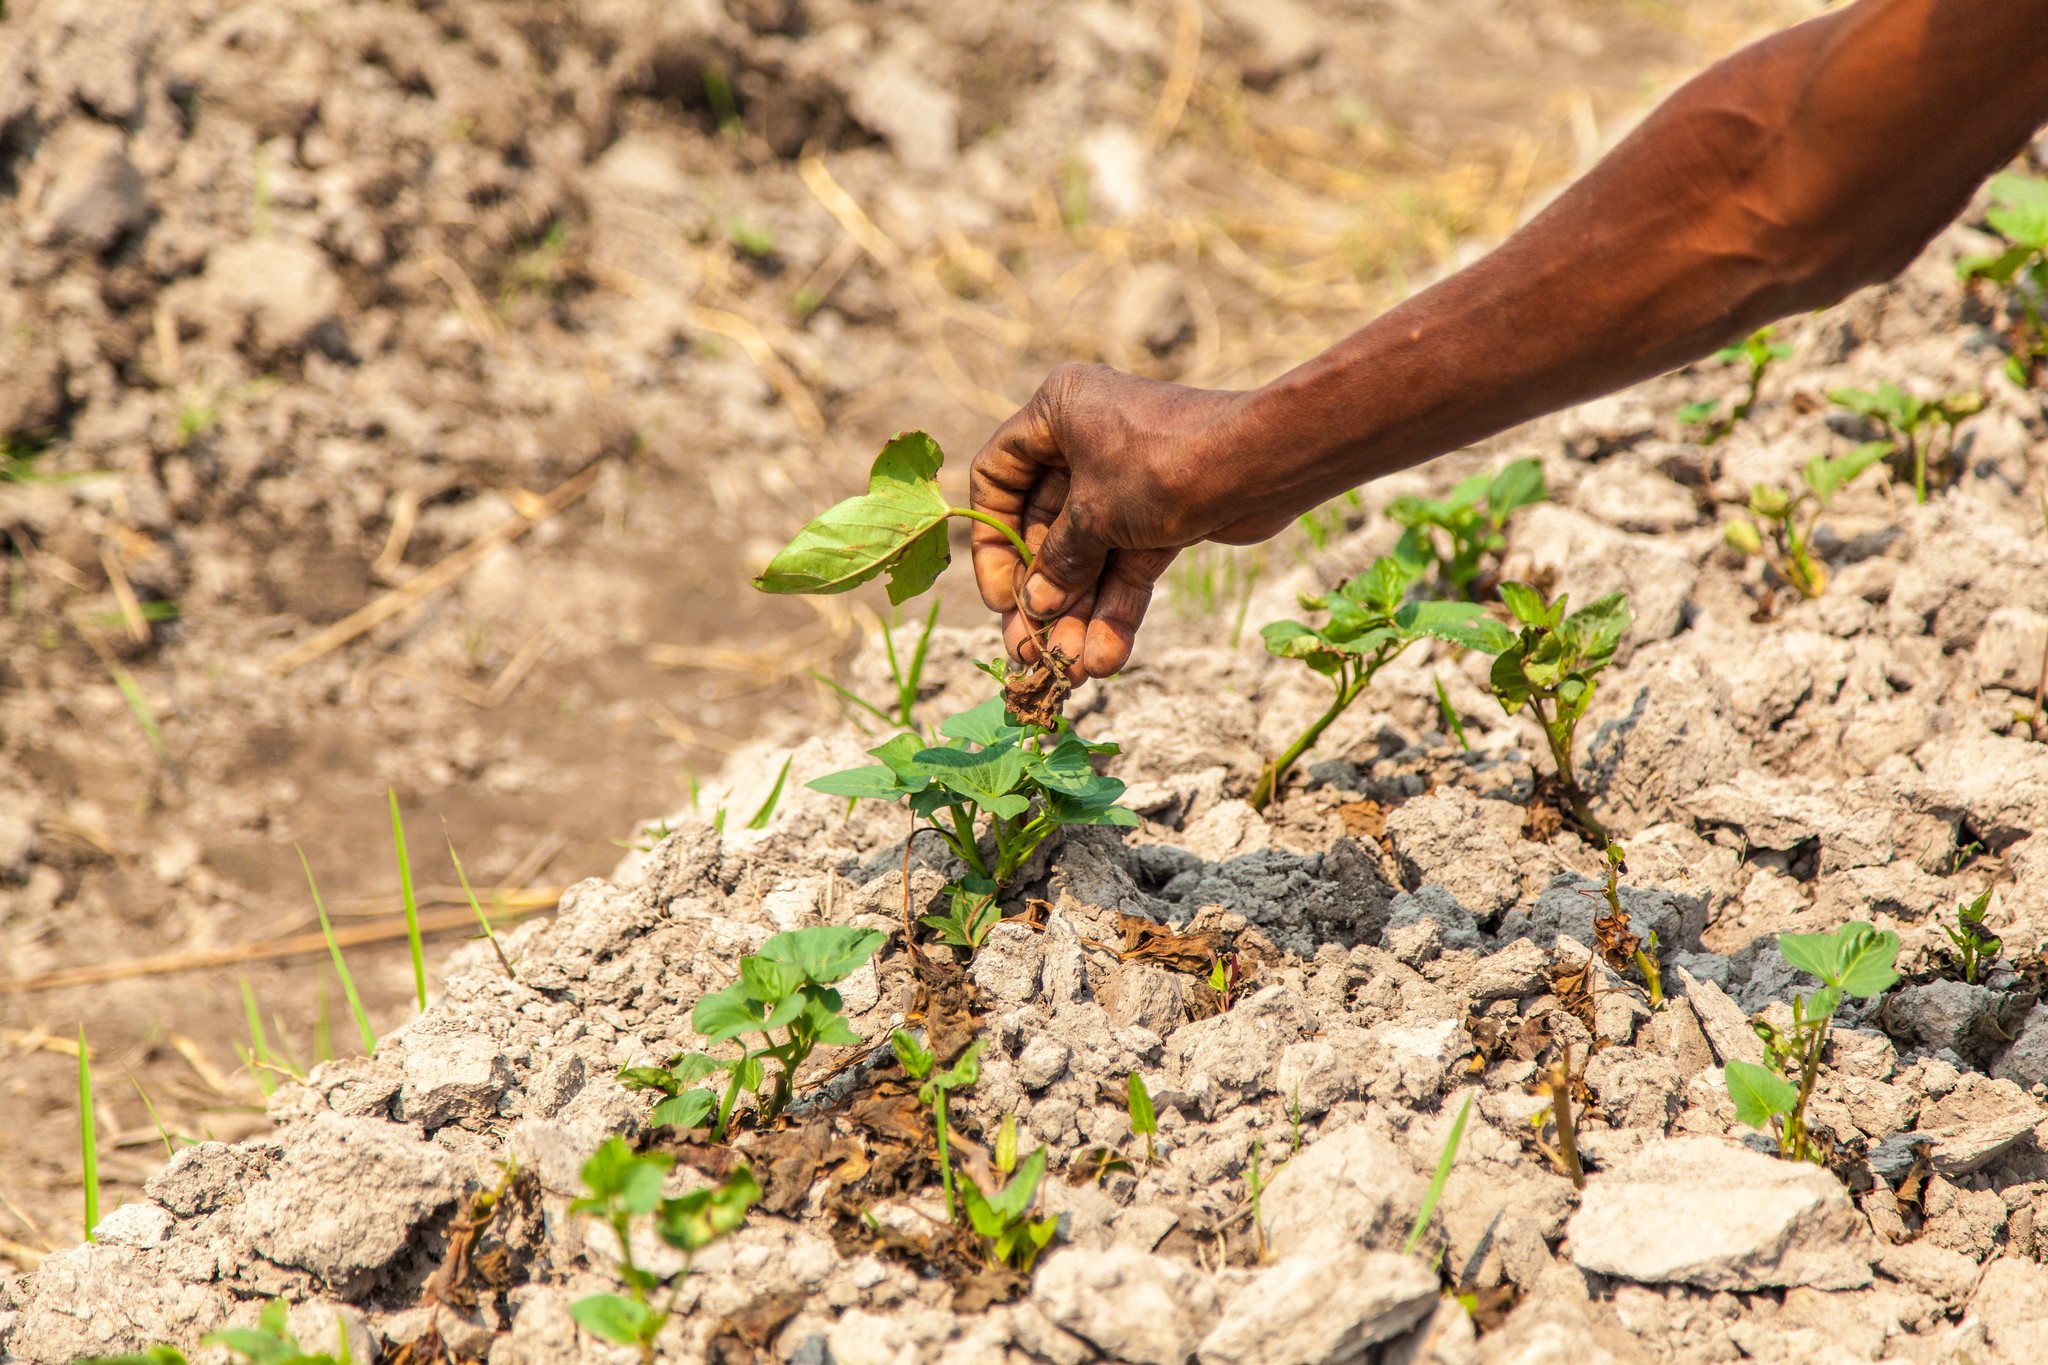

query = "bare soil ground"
[1,0,1809,1273]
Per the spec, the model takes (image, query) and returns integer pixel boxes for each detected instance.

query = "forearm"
[1218,0,2048,519]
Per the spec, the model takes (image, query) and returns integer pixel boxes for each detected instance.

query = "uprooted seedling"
[1723,441,1892,599]
[1679,325,1793,443]
[1487,582,1632,844]
[1385,458,1548,601]
[1828,381,1985,505]
[1724,921,1901,1164]
[619,925,883,1141]
[1959,171,2048,386]
[568,1137,760,1362]
[1253,553,1514,809]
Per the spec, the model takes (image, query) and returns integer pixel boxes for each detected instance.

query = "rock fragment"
[396,1031,514,1130]
[241,1112,465,1282]
[1261,1123,1422,1255]
[1197,1241,1437,1365]
[1032,1248,1223,1365]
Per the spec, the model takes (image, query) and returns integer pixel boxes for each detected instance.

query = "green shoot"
[892,1031,983,1223]
[1680,326,1793,443]
[1943,887,2001,985]
[1724,922,1900,1162]
[238,978,278,1096]
[1253,554,1514,808]
[448,840,515,980]
[1128,1071,1158,1166]
[745,756,792,831]
[1829,381,1986,504]
[389,790,426,1011]
[1289,1084,1304,1158]
[1958,171,2048,386]
[314,988,333,1063]
[702,58,742,137]
[960,1142,1058,1271]
[882,596,942,731]
[1404,1091,1472,1256]
[921,875,1001,951]
[79,1026,99,1240]
[300,847,377,1056]
[1593,843,1663,1006]
[569,1137,759,1364]
[1385,458,1548,600]
[1208,953,1243,1012]
[1487,583,1632,844]
[727,218,776,258]
[1723,441,1891,598]
[619,926,883,1142]
[108,667,170,763]
[128,1070,179,1157]
[1433,675,1470,751]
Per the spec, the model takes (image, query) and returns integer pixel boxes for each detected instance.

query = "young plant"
[961,1135,1058,1271]
[921,875,1000,950]
[86,1298,360,1365]
[1127,1071,1158,1166]
[619,926,884,1142]
[1724,921,1901,1163]
[1488,584,1631,843]
[1208,953,1245,1013]
[1680,326,1794,443]
[569,1137,759,1364]
[744,756,792,830]
[891,1030,983,1223]
[79,1026,99,1241]
[1943,888,2001,985]
[1723,441,1892,598]
[301,848,379,1053]
[1246,1138,1269,1262]
[1252,554,1515,809]
[446,840,516,980]
[813,598,944,736]
[810,695,1136,887]
[1403,1091,1472,1257]
[1385,458,1549,600]
[1828,381,1986,504]
[1959,171,2048,386]
[389,790,427,1012]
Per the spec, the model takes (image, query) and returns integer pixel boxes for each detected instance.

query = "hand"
[969,364,1290,682]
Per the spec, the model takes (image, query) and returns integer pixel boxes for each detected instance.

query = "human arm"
[970,0,2048,680]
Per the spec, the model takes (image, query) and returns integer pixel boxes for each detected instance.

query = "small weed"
[1433,675,1470,751]
[1247,1139,1268,1261]
[1723,441,1891,598]
[1942,888,2000,985]
[1487,583,1632,844]
[175,396,219,448]
[618,926,883,1141]
[921,875,1000,950]
[960,1136,1057,1271]
[569,1137,759,1364]
[1724,921,1900,1162]
[728,219,776,258]
[745,756,792,830]
[300,848,377,1056]
[85,1297,359,1365]
[79,1026,99,1241]
[128,1070,183,1157]
[1127,1071,1158,1166]
[1385,458,1548,600]
[1829,381,1985,504]
[1588,843,1663,1006]
[702,58,742,138]
[817,598,945,736]
[1252,554,1513,809]
[388,791,427,1011]
[1208,952,1245,1012]
[504,222,571,303]
[1959,171,2048,385]
[1680,326,1793,443]
[1403,1091,1472,1256]
[448,840,516,980]
[109,666,170,764]
[892,1032,984,1222]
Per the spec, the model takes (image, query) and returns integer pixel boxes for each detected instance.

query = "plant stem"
[936,1089,957,1222]
[947,507,1034,565]
[1529,698,1608,844]
[713,1051,749,1143]
[79,1027,99,1240]
[1253,673,1364,811]
[947,806,990,879]
[1550,1048,1584,1190]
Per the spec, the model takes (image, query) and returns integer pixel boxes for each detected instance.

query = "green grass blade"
[300,846,376,1057]
[313,988,333,1063]
[449,838,518,979]
[79,1026,100,1240]
[109,667,169,762]
[747,756,793,830]
[901,595,942,726]
[806,667,893,728]
[389,789,426,1010]
[1404,1091,1472,1256]
[126,1069,178,1157]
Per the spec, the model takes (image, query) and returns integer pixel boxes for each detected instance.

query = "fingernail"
[1023,573,1067,617]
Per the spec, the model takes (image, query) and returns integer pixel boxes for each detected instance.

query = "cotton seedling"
[568,1137,760,1364]
[892,1031,983,1222]
[84,1297,361,1365]
[1942,888,2001,985]
[960,1138,1058,1271]
[1723,921,1900,1163]
[1384,458,1548,600]
[1828,381,1986,504]
[1722,441,1892,598]
[1679,326,1793,443]
[1958,171,2048,386]
[618,926,883,1142]
[810,694,1137,891]
[1127,1071,1158,1165]
[1252,554,1515,808]
[1487,584,1632,843]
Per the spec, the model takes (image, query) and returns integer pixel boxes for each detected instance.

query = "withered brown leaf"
[1003,645,1074,730]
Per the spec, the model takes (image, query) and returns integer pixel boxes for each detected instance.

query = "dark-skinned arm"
[970,0,2048,681]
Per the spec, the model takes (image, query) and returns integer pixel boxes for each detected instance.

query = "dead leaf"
[1003,646,1073,730]
[1337,800,1386,843]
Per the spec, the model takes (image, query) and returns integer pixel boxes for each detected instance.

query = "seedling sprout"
[78,1025,99,1242]
[388,790,427,1011]
[1486,583,1632,843]
[1385,459,1549,600]
[891,1030,983,1223]
[1403,1091,1472,1256]
[1958,171,2048,385]
[447,840,516,980]
[1679,325,1793,443]
[1828,381,1985,504]
[1128,1071,1158,1165]
[1942,888,2000,985]
[1723,442,1892,598]
[300,847,378,1054]
[960,1135,1058,1271]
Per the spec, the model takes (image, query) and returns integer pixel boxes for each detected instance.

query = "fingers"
[1080,547,1177,678]
[1020,500,1111,620]
[968,399,1067,614]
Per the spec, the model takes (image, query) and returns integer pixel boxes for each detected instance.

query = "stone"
[1168,986,1310,1110]
[1018,1035,1072,1091]
[1921,1176,2008,1260]
[1876,1241,1982,1304]
[1833,1075,1918,1142]
[24,121,147,251]
[1388,917,1444,968]
[396,1032,514,1129]
[1103,962,1190,1036]
[90,1203,174,1248]
[1111,1205,1181,1252]
[1383,790,1522,922]
[1675,967,1764,1066]
[1566,1137,1874,1289]
[1582,1047,1682,1133]
[1032,1248,1223,1365]
[1274,1039,1356,1118]
[1914,1073,2043,1176]
[1976,606,2048,696]
[1825,1028,1897,1081]
[1385,886,1484,955]
[5,1242,231,1361]
[1467,939,1549,1002]
[1079,125,1152,222]
[241,1112,465,1281]
[1916,733,2048,851]
[1197,1241,1438,1365]
[1886,980,1999,1053]
[1967,1257,2048,1365]
[970,922,1044,1006]
[1363,1018,1472,1104]
[525,1052,586,1119]
[1637,996,1715,1082]
[1992,1003,2048,1087]
[202,237,347,361]
[144,1140,272,1217]
[1261,1123,1422,1256]
[1526,873,1707,954]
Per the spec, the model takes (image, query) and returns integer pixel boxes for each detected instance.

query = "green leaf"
[693,983,769,1042]
[1489,645,1533,715]
[1394,599,1514,653]
[1959,244,2035,284]
[1404,1091,1472,1256]
[960,1177,1006,1239]
[940,696,1024,746]
[1832,923,1902,998]
[201,1330,295,1365]
[1724,1060,1800,1130]
[616,1066,681,1096]
[740,954,807,1004]
[1044,789,1139,826]
[807,765,910,802]
[1497,582,1552,627]
[1776,929,1845,984]
[1802,441,1890,505]
[891,1027,935,1079]
[1678,399,1721,425]
[987,1143,1048,1221]
[931,1038,984,1091]
[753,432,953,600]
[1352,556,1417,615]
[671,1052,728,1086]
[652,1088,718,1129]
[757,925,887,984]
[1127,1072,1156,1137]
[916,745,1029,817]
[571,1294,656,1346]
[655,1164,760,1252]
[1484,459,1547,523]
[1563,592,1632,665]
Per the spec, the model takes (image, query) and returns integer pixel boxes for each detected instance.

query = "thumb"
[1020,504,1111,619]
